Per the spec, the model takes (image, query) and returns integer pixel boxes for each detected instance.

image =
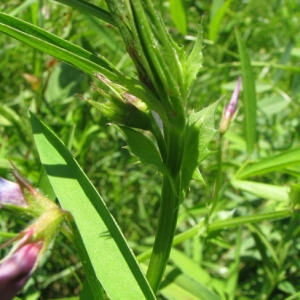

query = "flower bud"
[0,166,59,217]
[90,74,153,131]
[220,76,242,134]
[0,237,43,300]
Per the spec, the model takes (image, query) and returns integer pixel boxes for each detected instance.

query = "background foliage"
[1,0,300,299]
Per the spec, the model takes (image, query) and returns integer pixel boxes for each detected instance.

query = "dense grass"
[1,0,300,299]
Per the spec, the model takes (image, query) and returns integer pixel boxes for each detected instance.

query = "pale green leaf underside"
[30,113,155,300]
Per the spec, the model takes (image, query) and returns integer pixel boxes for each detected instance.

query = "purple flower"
[0,167,59,216]
[0,177,27,207]
[220,76,242,134]
[0,166,66,299]
[0,237,43,300]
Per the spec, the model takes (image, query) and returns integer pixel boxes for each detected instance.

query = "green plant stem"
[146,175,180,293]
[209,134,223,216]
[146,127,183,292]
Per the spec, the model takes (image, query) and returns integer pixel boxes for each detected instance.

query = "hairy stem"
[146,175,180,292]
[146,127,183,292]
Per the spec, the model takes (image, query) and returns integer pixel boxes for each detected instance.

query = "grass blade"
[235,29,257,155]
[30,113,155,300]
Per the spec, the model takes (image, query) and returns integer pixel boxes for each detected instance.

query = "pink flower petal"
[0,178,27,207]
[224,76,242,119]
[0,241,43,300]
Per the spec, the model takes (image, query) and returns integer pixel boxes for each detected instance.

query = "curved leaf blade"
[0,12,118,79]
[30,113,155,300]
[54,0,115,26]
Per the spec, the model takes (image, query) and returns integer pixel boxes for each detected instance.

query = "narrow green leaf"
[118,126,168,175]
[138,209,294,263]
[237,147,300,179]
[170,249,221,300]
[235,29,257,155]
[278,281,297,295]
[0,104,33,148]
[208,210,292,233]
[189,101,219,164]
[184,27,203,90]
[181,101,218,193]
[209,0,232,41]
[160,284,200,300]
[289,184,300,208]
[273,39,294,83]
[80,280,99,300]
[248,223,280,269]
[170,249,211,285]
[54,0,115,26]
[0,12,118,79]
[9,0,38,16]
[231,180,289,202]
[192,168,205,185]
[226,229,242,300]
[30,113,155,300]
[169,0,187,35]
[160,265,221,300]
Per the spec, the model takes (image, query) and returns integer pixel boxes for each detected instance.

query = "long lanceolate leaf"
[235,29,257,155]
[30,113,155,300]
[0,12,117,79]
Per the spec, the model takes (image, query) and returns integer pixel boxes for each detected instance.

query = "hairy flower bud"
[0,166,59,217]
[0,228,43,300]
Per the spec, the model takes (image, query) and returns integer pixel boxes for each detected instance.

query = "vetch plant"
[0,0,299,299]
[0,1,215,296]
